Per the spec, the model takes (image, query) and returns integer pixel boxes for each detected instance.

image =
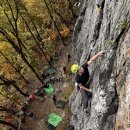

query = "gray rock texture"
[70,0,130,130]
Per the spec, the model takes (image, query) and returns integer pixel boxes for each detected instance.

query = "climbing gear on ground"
[48,113,62,127]
[46,76,64,84]
[43,67,56,76]
[71,64,79,73]
[25,111,37,120]
[55,100,66,109]
[34,84,54,96]
[44,84,54,95]
[29,94,36,100]
[47,124,56,130]
[34,87,45,96]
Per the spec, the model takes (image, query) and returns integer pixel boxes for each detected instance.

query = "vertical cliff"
[70,0,130,130]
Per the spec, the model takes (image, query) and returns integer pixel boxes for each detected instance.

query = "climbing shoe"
[83,108,90,116]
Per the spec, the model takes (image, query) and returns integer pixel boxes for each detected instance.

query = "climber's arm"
[87,51,104,65]
[78,83,91,92]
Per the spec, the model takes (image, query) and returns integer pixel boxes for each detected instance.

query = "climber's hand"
[87,89,92,93]
[98,50,105,56]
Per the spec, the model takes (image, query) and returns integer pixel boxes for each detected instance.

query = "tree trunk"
[0,28,44,84]
[13,83,29,97]
[0,106,8,111]
[67,0,78,19]
[0,50,29,84]
[0,119,18,129]
[1,5,29,54]
[0,92,21,105]
[19,49,44,84]
[19,13,51,66]
[0,106,16,114]
[4,0,30,54]
[0,77,29,97]
[54,10,73,32]
[44,24,60,51]
[43,0,66,46]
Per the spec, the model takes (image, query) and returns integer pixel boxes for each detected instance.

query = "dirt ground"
[24,44,73,130]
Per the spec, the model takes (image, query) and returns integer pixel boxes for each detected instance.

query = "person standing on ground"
[67,53,71,62]
[71,51,104,113]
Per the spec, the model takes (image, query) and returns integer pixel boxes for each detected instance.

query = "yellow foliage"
[43,14,51,25]
[1,63,15,79]
[48,29,57,41]
[60,27,70,39]
[24,0,40,8]
[0,55,5,64]
[0,42,10,50]
[0,41,14,57]
[0,43,11,64]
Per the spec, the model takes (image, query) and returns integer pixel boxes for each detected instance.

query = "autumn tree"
[0,119,18,130]
[0,0,44,84]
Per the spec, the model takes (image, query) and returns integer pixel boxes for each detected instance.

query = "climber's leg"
[80,89,89,109]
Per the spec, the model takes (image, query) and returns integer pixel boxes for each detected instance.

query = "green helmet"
[71,64,79,73]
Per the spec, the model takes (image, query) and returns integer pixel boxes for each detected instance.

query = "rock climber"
[71,51,104,113]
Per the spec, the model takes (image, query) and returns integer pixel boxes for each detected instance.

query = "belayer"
[71,51,104,113]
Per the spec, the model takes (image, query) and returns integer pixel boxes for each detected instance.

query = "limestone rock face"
[70,0,130,130]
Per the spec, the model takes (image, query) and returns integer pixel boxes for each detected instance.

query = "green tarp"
[44,84,54,95]
[48,113,62,127]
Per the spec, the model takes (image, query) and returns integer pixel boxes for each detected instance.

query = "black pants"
[80,89,89,109]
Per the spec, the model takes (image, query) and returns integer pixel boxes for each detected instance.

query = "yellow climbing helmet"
[71,64,79,73]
